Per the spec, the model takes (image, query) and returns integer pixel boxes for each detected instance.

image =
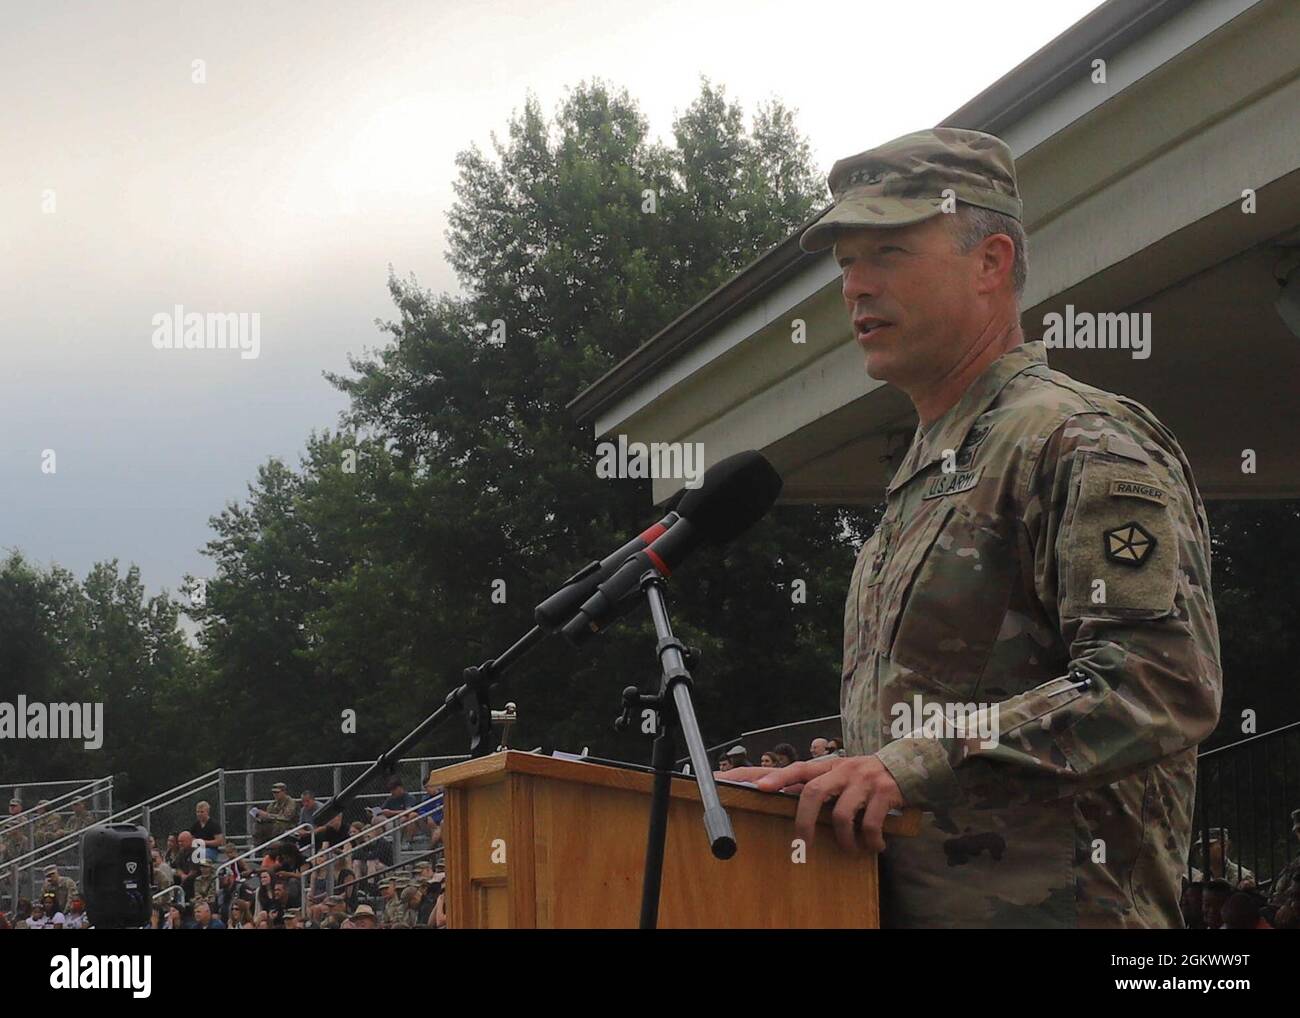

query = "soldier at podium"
[723,129,1221,929]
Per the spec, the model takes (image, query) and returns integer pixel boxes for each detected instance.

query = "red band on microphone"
[638,522,669,544]
[644,547,672,577]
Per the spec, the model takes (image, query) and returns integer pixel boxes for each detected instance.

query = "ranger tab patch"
[922,465,983,500]
[1103,521,1157,567]
[1109,479,1168,506]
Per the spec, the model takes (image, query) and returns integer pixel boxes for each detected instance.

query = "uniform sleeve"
[875,412,1222,810]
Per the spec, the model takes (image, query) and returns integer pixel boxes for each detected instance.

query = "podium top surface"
[427,751,919,836]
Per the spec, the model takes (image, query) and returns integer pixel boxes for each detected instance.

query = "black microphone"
[560,451,783,644]
[534,511,682,631]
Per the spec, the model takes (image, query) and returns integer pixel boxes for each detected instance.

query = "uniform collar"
[887,341,1047,495]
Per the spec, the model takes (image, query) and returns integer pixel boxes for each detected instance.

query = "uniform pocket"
[885,503,1016,700]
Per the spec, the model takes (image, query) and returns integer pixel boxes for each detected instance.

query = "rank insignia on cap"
[1104,522,1156,566]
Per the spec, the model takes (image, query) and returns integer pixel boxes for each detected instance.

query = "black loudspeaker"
[82,823,152,928]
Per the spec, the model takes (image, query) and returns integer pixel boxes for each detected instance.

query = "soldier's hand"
[714,755,904,854]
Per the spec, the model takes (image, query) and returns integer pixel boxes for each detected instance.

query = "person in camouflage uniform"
[1189,827,1256,887]
[380,878,406,927]
[1267,809,1300,907]
[42,865,79,913]
[64,798,96,837]
[723,128,1222,928]
[1,798,30,863]
[33,800,64,848]
[253,781,298,844]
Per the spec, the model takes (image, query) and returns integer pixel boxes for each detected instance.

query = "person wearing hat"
[42,864,79,913]
[720,128,1221,929]
[1189,827,1255,887]
[346,903,378,929]
[0,798,28,863]
[725,745,751,769]
[382,878,408,927]
[253,781,298,845]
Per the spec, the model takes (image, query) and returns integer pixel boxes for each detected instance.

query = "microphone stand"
[615,568,736,929]
[311,625,546,831]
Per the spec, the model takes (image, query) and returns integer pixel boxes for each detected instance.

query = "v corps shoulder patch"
[1103,521,1157,567]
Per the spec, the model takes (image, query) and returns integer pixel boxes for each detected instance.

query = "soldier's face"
[835,217,998,392]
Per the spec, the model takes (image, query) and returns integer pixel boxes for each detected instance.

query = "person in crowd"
[296,790,321,852]
[380,879,405,926]
[193,859,218,903]
[347,903,379,929]
[42,864,79,912]
[164,905,182,929]
[1202,879,1234,929]
[432,882,447,929]
[377,776,417,819]
[1,798,29,864]
[193,898,226,930]
[229,899,254,929]
[1180,881,1206,930]
[770,743,800,768]
[189,800,224,861]
[63,895,89,929]
[254,869,275,919]
[174,832,200,900]
[416,878,438,926]
[1191,827,1256,887]
[1221,890,1271,930]
[717,755,733,772]
[336,868,361,913]
[1268,808,1300,909]
[65,798,96,837]
[214,866,240,923]
[416,774,444,845]
[283,907,302,929]
[164,833,180,869]
[149,905,166,929]
[253,781,299,844]
[759,751,777,768]
[808,737,830,759]
[33,800,64,847]
[825,738,844,756]
[151,849,174,889]
[24,901,49,929]
[724,745,750,769]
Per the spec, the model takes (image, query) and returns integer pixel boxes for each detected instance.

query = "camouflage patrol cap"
[7,798,20,807]
[800,128,1022,253]
[271,781,288,792]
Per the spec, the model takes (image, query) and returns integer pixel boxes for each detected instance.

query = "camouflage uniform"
[34,811,64,848]
[1,823,30,864]
[840,341,1222,928]
[256,792,298,843]
[64,809,96,837]
[43,873,79,912]
[383,888,408,927]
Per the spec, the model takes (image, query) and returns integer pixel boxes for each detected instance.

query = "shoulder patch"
[1103,521,1157,567]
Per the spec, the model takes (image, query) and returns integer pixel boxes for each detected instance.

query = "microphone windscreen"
[675,451,783,545]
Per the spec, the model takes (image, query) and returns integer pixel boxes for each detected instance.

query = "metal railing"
[1192,720,1300,892]
[2,769,221,910]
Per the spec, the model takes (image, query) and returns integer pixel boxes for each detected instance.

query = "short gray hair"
[949,204,1027,302]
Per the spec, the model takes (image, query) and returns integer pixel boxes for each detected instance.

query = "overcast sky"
[1,0,1103,598]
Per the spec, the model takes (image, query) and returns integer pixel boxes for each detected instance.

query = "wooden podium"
[428,751,919,929]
